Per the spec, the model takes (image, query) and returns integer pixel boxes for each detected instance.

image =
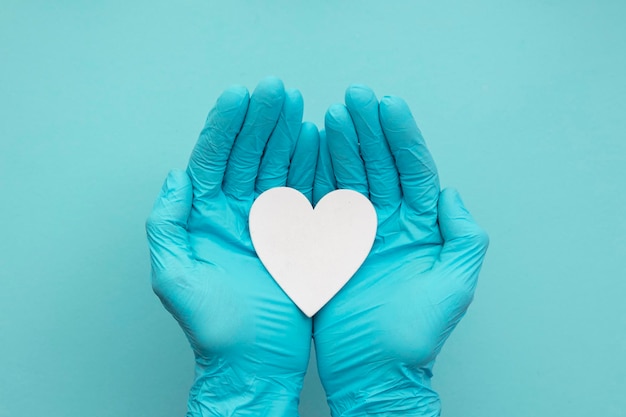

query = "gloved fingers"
[145,170,195,273]
[345,85,401,210]
[255,89,304,195]
[379,96,440,215]
[435,188,489,291]
[287,122,320,203]
[187,86,249,200]
[223,77,286,199]
[325,104,369,197]
[313,130,336,205]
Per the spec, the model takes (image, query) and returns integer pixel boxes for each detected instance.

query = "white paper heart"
[249,187,377,317]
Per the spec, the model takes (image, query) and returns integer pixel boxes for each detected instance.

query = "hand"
[313,85,489,416]
[146,78,319,416]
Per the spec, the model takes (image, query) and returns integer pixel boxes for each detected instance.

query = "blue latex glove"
[146,78,319,416]
[313,85,489,416]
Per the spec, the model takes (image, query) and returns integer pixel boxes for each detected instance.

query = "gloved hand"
[312,85,489,416]
[146,77,319,417]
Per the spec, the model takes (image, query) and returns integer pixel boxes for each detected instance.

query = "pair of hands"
[146,77,489,417]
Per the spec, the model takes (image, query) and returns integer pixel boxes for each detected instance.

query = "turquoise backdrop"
[1,1,625,416]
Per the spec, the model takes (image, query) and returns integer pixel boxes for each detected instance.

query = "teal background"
[1,1,625,416]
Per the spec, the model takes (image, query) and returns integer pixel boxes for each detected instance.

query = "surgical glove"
[312,85,489,417]
[146,78,319,416]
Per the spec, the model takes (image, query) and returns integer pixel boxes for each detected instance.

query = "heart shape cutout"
[249,187,377,317]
